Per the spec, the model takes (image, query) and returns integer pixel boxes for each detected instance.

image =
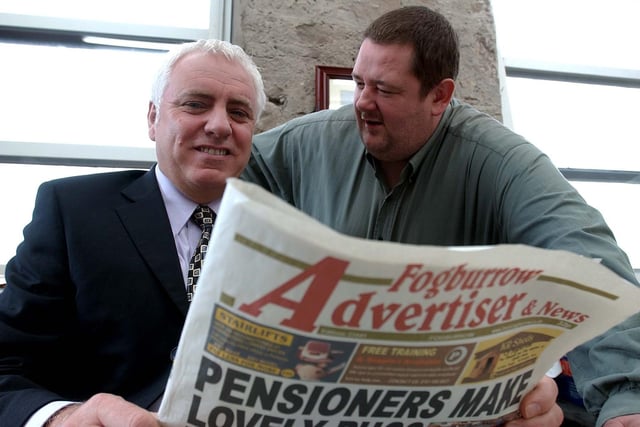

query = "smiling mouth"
[198,147,228,156]
[362,118,383,128]
[360,114,382,126]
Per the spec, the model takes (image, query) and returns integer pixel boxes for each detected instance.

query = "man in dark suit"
[0,36,561,427]
[0,39,266,427]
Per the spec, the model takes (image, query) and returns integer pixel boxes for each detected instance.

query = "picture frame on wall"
[314,65,355,111]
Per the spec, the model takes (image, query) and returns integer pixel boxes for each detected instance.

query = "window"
[491,0,640,273]
[0,0,232,281]
[0,0,231,164]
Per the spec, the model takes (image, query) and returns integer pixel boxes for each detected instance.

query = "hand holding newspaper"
[159,178,640,427]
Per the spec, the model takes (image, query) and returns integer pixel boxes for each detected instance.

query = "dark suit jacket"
[0,168,189,426]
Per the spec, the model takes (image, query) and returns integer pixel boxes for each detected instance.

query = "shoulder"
[445,99,542,161]
[283,104,356,130]
[254,105,358,147]
[36,170,151,206]
[41,169,148,191]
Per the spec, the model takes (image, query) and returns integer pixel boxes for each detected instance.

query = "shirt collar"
[154,166,221,237]
[407,100,455,172]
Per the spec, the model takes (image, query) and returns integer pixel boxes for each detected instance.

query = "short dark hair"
[363,6,459,96]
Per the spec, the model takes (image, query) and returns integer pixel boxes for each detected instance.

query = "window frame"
[500,58,640,277]
[0,0,232,168]
[501,58,640,185]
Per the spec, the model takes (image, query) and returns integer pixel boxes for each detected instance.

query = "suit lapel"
[116,168,189,316]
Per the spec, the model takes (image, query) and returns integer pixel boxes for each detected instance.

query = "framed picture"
[314,65,355,111]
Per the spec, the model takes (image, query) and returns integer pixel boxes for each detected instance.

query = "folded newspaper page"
[159,178,640,427]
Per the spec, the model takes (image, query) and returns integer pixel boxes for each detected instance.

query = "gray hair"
[150,39,266,120]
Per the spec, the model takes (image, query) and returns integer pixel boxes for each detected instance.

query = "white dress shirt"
[155,166,220,286]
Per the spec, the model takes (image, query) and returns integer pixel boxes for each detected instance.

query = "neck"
[377,159,407,189]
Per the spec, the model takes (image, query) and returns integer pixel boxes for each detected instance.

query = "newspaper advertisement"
[159,178,640,427]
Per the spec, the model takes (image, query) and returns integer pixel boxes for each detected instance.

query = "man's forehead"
[354,41,414,76]
[166,54,254,96]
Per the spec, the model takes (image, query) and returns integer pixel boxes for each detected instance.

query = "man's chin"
[194,169,230,186]
[361,136,387,154]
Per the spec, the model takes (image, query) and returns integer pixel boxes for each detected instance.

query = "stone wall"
[232,0,501,133]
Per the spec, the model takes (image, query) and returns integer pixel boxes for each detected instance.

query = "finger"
[95,397,159,427]
[507,403,564,427]
[520,376,558,418]
[61,394,159,427]
[603,414,640,427]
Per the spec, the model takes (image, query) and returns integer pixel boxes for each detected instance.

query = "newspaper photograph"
[158,178,640,427]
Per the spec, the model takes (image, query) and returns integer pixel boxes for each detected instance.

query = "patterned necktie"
[186,205,215,302]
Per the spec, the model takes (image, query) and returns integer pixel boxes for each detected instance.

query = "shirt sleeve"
[495,141,640,425]
[243,123,294,202]
[24,401,76,427]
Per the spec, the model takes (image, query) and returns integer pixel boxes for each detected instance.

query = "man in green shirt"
[243,6,640,427]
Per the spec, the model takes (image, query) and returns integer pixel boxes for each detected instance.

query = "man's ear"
[147,101,157,140]
[430,78,456,115]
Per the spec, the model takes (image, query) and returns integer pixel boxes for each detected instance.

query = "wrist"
[43,403,82,427]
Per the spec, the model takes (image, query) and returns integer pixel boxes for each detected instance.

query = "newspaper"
[158,178,640,427]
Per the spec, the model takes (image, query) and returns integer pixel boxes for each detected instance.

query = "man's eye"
[230,109,250,120]
[184,101,205,109]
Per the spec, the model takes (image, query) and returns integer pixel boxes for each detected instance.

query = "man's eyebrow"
[175,91,254,110]
[175,91,212,101]
[352,75,399,90]
[229,96,252,107]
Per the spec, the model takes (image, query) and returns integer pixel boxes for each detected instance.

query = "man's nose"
[204,110,232,138]
[355,85,376,111]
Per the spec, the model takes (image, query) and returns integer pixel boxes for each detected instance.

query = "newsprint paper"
[159,178,640,427]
